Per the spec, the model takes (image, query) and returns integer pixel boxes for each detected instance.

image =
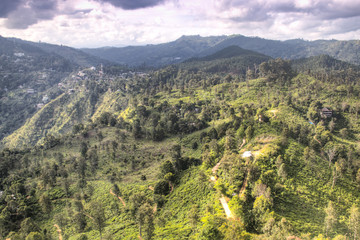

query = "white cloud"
[0,0,359,47]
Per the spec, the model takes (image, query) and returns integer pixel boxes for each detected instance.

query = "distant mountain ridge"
[195,45,269,61]
[82,34,360,67]
[81,35,227,67]
[9,37,111,67]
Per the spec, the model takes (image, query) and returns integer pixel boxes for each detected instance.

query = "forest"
[1,46,360,240]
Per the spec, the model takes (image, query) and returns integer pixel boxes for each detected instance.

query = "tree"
[39,193,52,214]
[137,203,154,240]
[328,119,335,132]
[348,204,360,240]
[189,205,200,229]
[252,195,273,232]
[80,142,88,158]
[132,119,142,139]
[325,143,337,168]
[331,162,341,189]
[73,213,86,232]
[245,125,253,141]
[225,129,236,152]
[324,201,337,237]
[340,128,348,138]
[277,163,287,180]
[112,184,121,196]
[20,218,40,238]
[89,201,106,239]
[25,232,45,240]
[153,180,170,196]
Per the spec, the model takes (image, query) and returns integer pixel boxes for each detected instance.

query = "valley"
[1,35,360,240]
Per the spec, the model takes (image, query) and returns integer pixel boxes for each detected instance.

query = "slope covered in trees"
[81,34,360,67]
[1,51,360,240]
[0,36,78,141]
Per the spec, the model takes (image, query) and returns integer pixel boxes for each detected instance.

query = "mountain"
[82,35,360,67]
[10,37,111,67]
[292,54,360,72]
[0,36,79,141]
[197,45,268,61]
[180,45,271,74]
[1,53,360,239]
[81,35,227,67]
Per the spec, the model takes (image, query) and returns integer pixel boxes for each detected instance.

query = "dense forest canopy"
[1,37,360,240]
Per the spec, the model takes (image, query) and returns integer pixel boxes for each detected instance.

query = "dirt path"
[54,224,63,240]
[220,197,234,219]
[110,189,126,207]
[84,213,94,221]
[210,140,247,220]
[269,109,278,118]
[313,135,322,145]
[239,138,246,149]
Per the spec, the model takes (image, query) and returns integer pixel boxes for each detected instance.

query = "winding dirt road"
[54,224,63,240]
[110,189,126,207]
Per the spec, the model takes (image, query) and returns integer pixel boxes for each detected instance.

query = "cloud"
[0,0,360,47]
[1,0,59,29]
[0,0,22,17]
[95,0,167,10]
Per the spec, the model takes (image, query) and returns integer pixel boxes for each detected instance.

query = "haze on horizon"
[0,0,360,48]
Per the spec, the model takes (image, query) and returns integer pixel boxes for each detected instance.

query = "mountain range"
[1,34,360,240]
[82,34,360,67]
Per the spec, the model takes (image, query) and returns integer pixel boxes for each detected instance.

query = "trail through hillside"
[210,139,246,219]
[54,224,63,240]
[313,135,322,145]
[110,189,126,207]
[220,197,234,219]
[269,109,278,119]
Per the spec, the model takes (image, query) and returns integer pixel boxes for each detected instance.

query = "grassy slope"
[4,73,360,239]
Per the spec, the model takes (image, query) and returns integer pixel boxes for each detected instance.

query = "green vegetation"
[2,43,360,240]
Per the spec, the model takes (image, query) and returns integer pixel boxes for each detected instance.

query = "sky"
[0,0,360,48]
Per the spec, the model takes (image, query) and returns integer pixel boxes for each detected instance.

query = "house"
[14,52,25,57]
[36,103,44,109]
[42,95,49,103]
[320,107,333,118]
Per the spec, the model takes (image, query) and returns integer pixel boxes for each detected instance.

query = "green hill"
[1,53,360,240]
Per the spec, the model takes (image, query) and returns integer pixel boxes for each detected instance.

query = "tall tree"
[137,203,154,240]
[348,204,360,240]
[89,201,106,239]
[324,201,337,237]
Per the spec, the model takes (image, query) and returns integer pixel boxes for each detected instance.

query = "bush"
[154,180,171,196]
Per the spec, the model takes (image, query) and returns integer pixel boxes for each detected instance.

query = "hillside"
[81,35,227,67]
[1,52,360,240]
[0,36,77,141]
[10,37,111,67]
[1,47,269,148]
[81,35,360,67]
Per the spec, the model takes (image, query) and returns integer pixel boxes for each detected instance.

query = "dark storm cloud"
[1,0,59,29]
[30,0,57,11]
[95,0,166,10]
[0,0,23,17]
